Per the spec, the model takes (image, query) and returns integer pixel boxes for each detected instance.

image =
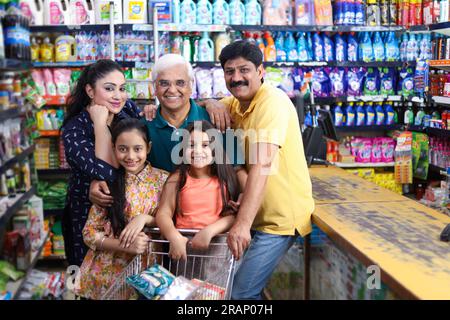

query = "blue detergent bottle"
[334,103,345,126]
[347,32,358,62]
[373,32,385,61]
[228,0,245,25]
[385,102,395,125]
[400,33,408,61]
[172,0,181,23]
[213,0,229,24]
[385,32,400,61]
[406,33,418,61]
[313,32,324,61]
[365,102,375,125]
[275,32,286,62]
[345,102,356,126]
[375,103,385,125]
[335,33,347,62]
[323,33,335,62]
[356,102,366,126]
[196,0,213,24]
[285,32,298,62]
[244,0,261,25]
[360,32,374,62]
[180,0,197,24]
[304,106,313,126]
[297,32,309,61]
[198,31,214,61]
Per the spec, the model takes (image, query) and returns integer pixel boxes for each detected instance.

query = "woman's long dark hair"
[108,118,150,237]
[62,59,124,128]
[174,120,240,217]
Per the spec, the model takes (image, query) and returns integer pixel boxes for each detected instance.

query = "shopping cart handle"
[145,227,229,237]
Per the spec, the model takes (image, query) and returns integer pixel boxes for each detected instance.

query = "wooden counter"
[309,165,450,300]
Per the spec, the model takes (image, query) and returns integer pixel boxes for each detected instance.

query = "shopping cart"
[102,228,236,300]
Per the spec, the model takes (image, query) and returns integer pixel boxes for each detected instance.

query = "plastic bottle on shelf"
[385,102,395,125]
[244,0,261,25]
[191,32,201,62]
[347,32,358,61]
[69,0,94,24]
[334,102,344,126]
[414,107,425,125]
[297,32,310,61]
[356,103,367,126]
[228,0,245,25]
[294,0,315,25]
[345,102,356,126]
[40,36,53,62]
[94,0,123,24]
[214,32,230,61]
[406,33,418,61]
[380,0,389,25]
[404,102,414,125]
[385,31,399,61]
[359,32,374,62]
[180,0,196,24]
[313,32,324,61]
[212,0,229,24]
[366,0,381,26]
[285,32,298,62]
[389,0,397,25]
[19,0,44,25]
[323,32,334,62]
[372,31,385,61]
[170,32,182,54]
[181,32,192,61]
[335,33,347,62]
[263,31,276,62]
[254,32,265,58]
[31,37,39,61]
[355,0,365,25]
[3,2,31,61]
[43,0,68,24]
[123,0,147,23]
[55,33,76,62]
[198,32,214,62]
[274,32,286,62]
[196,0,212,24]
[365,102,375,125]
[399,33,408,61]
[172,0,180,23]
[375,102,385,125]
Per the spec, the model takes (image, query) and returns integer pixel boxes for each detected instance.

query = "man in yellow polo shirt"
[204,40,315,300]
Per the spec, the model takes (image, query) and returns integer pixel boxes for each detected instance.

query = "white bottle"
[94,0,122,23]
[44,0,69,25]
[19,0,44,25]
[69,0,95,24]
[123,0,147,23]
[0,24,4,59]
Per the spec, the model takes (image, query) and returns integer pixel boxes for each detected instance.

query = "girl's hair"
[107,118,150,237]
[62,59,124,127]
[174,120,240,217]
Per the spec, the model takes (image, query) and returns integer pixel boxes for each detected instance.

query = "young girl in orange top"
[76,118,168,299]
[156,120,246,260]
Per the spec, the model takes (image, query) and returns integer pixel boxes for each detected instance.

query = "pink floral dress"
[75,164,168,300]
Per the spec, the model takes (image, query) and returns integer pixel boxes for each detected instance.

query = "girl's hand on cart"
[127,232,149,255]
[169,235,189,261]
[191,228,213,250]
[119,214,150,249]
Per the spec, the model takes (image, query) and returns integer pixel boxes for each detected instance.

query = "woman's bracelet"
[99,235,107,251]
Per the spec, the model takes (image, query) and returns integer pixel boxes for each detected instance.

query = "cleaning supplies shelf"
[0,59,33,72]
[407,126,450,138]
[230,25,405,33]
[0,145,36,175]
[6,231,50,300]
[336,125,403,132]
[0,186,36,227]
[0,108,21,121]
[429,22,450,36]
[429,60,450,71]
[332,162,395,168]
[39,130,60,137]
[432,96,450,106]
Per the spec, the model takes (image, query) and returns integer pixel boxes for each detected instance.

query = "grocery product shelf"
[6,231,50,300]
[44,95,68,106]
[431,96,450,106]
[0,145,36,175]
[33,61,93,68]
[0,186,36,227]
[429,21,450,36]
[229,25,405,32]
[191,61,414,68]
[30,24,110,33]
[38,130,60,137]
[429,60,450,71]
[332,162,395,168]
[312,95,403,104]
[0,107,20,122]
[0,59,33,72]
[408,25,430,33]
[407,125,450,138]
[336,125,403,132]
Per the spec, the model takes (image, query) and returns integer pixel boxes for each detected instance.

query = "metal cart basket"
[102,228,236,300]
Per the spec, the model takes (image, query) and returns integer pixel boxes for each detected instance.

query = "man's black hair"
[219,40,263,69]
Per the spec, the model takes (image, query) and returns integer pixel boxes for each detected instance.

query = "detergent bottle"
[313,32,324,61]
[19,0,43,25]
[214,32,230,61]
[94,0,123,24]
[372,31,385,61]
[244,0,261,25]
[263,31,276,62]
[335,33,347,62]
[323,32,334,62]
[334,102,344,126]
[385,31,399,61]
[196,0,212,24]
[356,102,366,126]
[181,32,192,61]
[198,32,214,62]
[285,31,298,62]
[212,0,229,24]
[123,0,147,23]
[170,32,182,54]
[254,32,265,58]
[40,36,54,62]
[297,32,309,61]
[345,103,356,126]
[365,102,375,125]
[55,33,76,62]
[44,0,69,25]
[228,0,244,24]
[275,32,286,62]
[180,0,196,24]
[69,0,94,24]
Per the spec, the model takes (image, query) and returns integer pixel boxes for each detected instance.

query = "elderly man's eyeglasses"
[157,80,188,88]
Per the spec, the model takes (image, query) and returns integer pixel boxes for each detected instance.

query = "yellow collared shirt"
[222,83,314,236]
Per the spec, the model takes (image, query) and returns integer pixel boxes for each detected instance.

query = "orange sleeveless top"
[176,174,224,229]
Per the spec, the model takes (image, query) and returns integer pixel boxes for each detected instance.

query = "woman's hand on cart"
[169,234,189,261]
[190,228,214,250]
[126,232,149,255]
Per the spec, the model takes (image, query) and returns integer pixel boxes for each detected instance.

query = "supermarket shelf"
[37,168,71,175]
[30,24,110,33]
[0,145,36,175]
[332,162,395,168]
[0,186,36,227]
[6,232,50,300]
[429,21,450,36]
[429,164,447,176]
[44,95,68,106]
[432,96,450,106]
[0,107,21,122]
[33,61,93,68]
[429,60,450,71]
[132,23,228,32]
[43,208,64,217]
[230,25,405,32]
[115,39,153,45]
[336,125,403,132]
[38,130,60,137]
[408,25,430,33]
[0,59,33,72]
[312,95,402,104]
[407,125,450,138]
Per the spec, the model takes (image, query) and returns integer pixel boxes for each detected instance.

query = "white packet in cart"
[161,276,200,300]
